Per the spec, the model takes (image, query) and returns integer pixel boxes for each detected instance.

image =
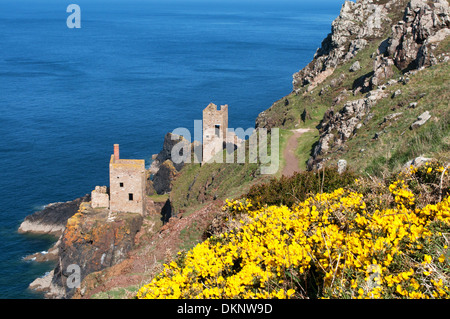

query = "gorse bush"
[136,162,449,299]
[244,168,358,208]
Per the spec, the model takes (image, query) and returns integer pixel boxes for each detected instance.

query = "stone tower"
[202,103,228,163]
[109,144,146,215]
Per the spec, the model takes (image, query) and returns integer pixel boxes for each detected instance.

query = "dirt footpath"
[282,128,311,177]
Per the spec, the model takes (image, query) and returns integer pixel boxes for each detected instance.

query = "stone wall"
[91,186,109,209]
[202,103,228,163]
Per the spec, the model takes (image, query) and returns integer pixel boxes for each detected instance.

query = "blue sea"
[0,0,342,298]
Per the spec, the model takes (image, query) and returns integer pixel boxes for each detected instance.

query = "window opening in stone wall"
[215,125,220,137]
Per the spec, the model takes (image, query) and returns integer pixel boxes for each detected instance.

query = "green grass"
[91,285,139,299]
[277,128,293,177]
[295,130,320,171]
[335,62,450,177]
[146,193,169,203]
[179,220,204,251]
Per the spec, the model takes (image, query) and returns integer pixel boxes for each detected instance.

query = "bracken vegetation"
[136,161,449,299]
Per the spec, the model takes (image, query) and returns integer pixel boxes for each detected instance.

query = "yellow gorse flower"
[137,164,450,299]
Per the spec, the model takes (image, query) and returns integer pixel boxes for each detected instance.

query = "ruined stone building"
[202,103,241,163]
[91,144,146,216]
[202,103,229,163]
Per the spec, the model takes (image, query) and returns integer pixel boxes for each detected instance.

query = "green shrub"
[244,167,359,208]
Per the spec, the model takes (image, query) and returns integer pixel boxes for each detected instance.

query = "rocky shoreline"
[18,194,91,237]
[22,197,145,298]
[20,129,176,298]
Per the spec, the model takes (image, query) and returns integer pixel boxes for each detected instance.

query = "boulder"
[410,111,431,129]
[349,60,361,72]
[337,159,347,174]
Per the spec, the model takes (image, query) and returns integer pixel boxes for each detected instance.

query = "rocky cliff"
[18,194,90,237]
[255,0,449,172]
[29,203,143,299]
[307,0,449,170]
[291,0,402,93]
[148,132,192,194]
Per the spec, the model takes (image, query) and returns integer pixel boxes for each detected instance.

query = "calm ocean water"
[0,0,342,298]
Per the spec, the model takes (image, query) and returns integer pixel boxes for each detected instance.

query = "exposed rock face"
[388,0,450,70]
[149,132,190,174]
[18,194,90,237]
[308,89,388,170]
[148,132,192,194]
[292,0,393,92]
[305,0,449,170]
[29,204,143,299]
[152,160,178,195]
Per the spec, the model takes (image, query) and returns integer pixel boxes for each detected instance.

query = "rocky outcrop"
[387,0,450,71]
[292,0,395,92]
[305,0,449,170]
[148,132,192,194]
[23,237,61,262]
[149,132,190,174]
[18,194,90,237]
[308,88,388,169]
[152,160,178,195]
[29,204,143,299]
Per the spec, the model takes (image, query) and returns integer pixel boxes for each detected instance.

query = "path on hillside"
[282,128,312,177]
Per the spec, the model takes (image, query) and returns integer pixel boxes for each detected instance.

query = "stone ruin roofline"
[109,155,145,168]
[204,102,228,112]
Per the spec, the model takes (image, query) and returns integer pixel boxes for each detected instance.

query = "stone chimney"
[114,144,120,161]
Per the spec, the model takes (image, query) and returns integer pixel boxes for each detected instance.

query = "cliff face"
[291,0,449,95]
[307,0,449,170]
[149,132,192,194]
[291,0,398,92]
[30,203,143,299]
[388,0,450,70]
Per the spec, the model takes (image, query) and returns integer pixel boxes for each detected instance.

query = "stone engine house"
[91,144,146,216]
[202,103,229,163]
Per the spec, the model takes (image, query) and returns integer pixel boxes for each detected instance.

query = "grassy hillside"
[257,35,450,176]
[169,127,296,215]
